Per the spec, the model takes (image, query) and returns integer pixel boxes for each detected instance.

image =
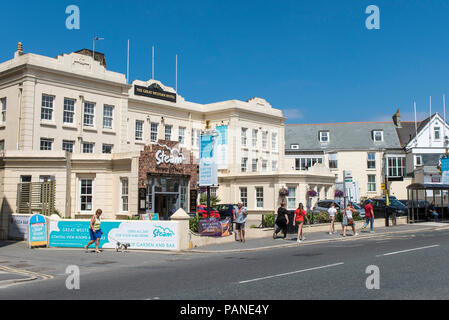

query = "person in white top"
[343,203,359,237]
[328,203,337,235]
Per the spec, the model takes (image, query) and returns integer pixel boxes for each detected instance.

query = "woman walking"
[293,203,310,243]
[273,203,289,239]
[342,203,358,237]
[85,209,103,253]
[328,202,337,234]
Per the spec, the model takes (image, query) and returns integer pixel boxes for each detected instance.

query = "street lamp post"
[92,36,104,61]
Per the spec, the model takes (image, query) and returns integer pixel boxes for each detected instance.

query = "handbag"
[342,216,348,226]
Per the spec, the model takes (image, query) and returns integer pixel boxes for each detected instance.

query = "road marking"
[0,265,54,280]
[238,262,344,284]
[377,245,440,257]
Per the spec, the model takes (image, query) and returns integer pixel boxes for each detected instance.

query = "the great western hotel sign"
[134,83,177,103]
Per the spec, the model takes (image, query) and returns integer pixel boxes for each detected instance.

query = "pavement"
[189,222,449,253]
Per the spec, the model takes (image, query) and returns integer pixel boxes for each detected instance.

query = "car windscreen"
[390,200,407,207]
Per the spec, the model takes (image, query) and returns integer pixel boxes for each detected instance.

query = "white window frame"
[290,144,300,150]
[103,105,114,129]
[63,98,75,124]
[252,159,258,172]
[295,157,324,171]
[62,140,75,153]
[329,153,338,169]
[41,94,54,121]
[83,102,95,127]
[387,156,406,178]
[135,120,144,141]
[319,131,329,143]
[368,175,376,192]
[434,127,441,141]
[151,123,159,142]
[178,127,186,144]
[120,178,129,213]
[272,132,278,150]
[373,130,384,142]
[415,155,423,167]
[367,152,376,169]
[165,125,172,141]
[287,186,297,210]
[241,157,248,173]
[82,142,94,154]
[256,187,264,208]
[252,129,258,148]
[272,160,278,171]
[262,159,268,172]
[79,178,94,213]
[40,138,53,151]
[1,97,6,123]
[262,131,268,149]
[240,187,248,208]
[241,128,248,147]
[102,144,113,154]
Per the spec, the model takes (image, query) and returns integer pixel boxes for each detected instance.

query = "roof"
[74,49,107,67]
[407,183,449,190]
[285,121,402,152]
[395,121,421,147]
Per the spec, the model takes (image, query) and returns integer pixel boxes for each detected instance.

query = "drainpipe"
[17,85,23,150]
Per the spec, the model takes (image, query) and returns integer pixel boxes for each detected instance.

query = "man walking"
[273,202,290,239]
[234,202,248,242]
[362,200,375,233]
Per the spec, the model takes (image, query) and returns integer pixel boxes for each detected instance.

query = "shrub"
[189,215,200,233]
[263,212,275,228]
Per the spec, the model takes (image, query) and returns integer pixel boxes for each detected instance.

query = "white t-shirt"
[345,209,353,219]
[328,207,337,217]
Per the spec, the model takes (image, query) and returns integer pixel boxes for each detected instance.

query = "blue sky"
[2,0,449,124]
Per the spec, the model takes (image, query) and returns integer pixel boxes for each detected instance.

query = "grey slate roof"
[285,122,402,152]
[395,122,421,148]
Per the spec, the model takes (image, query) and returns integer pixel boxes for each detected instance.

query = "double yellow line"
[0,265,54,281]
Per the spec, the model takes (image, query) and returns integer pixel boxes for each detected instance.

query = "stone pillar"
[171,208,191,251]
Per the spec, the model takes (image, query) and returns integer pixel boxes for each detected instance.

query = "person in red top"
[361,200,375,232]
[293,203,310,243]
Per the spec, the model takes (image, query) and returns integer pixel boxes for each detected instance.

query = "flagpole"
[152,46,155,80]
[176,54,178,92]
[127,39,130,84]
[414,100,418,145]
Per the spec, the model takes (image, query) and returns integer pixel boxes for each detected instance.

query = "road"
[0,228,449,300]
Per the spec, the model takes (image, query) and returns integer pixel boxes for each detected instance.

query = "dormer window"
[373,130,383,142]
[319,131,329,143]
[290,144,300,150]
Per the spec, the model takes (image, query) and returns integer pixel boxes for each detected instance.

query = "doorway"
[155,194,179,220]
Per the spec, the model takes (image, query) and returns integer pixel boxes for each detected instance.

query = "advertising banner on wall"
[29,214,48,248]
[9,214,31,240]
[49,220,179,251]
[198,217,231,237]
[215,125,228,170]
[199,133,218,186]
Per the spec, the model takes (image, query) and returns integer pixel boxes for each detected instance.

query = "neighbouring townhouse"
[0,43,336,238]
[394,110,449,198]
[285,115,412,204]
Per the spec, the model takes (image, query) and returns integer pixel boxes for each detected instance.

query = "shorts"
[295,220,304,225]
[235,223,245,230]
[89,229,103,241]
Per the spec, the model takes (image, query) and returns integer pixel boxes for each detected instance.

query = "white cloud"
[283,108,304,120]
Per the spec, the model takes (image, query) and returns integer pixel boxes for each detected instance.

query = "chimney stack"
[392,109,401,128]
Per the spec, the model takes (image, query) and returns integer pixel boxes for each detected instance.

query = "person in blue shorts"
[85,209,103,253]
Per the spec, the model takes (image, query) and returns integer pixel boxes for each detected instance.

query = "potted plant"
[279,187,289,198]
[306,190,318,198]
[334,190,344,198]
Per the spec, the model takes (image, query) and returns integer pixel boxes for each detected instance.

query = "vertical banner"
[29,214,48,248]
[199,133,218,186]
[441,157,449,184]
[215,125,228,170]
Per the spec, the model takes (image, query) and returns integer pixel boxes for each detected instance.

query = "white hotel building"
[0,43,336,238]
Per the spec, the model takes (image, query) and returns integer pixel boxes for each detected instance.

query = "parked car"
[196,205,220,219]
[312,199,365,218]
[217,204,238,220]
[362,198,408,218]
